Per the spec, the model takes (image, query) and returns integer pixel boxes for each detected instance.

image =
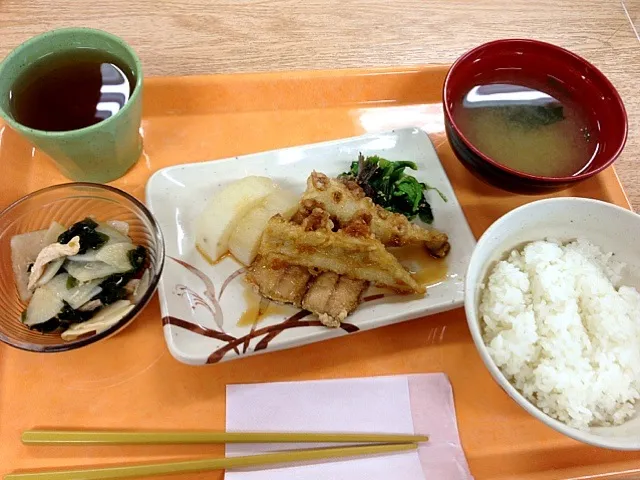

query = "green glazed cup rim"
[0,27,143,139]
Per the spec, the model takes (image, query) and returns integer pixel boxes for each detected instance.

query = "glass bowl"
[0,183,165,352]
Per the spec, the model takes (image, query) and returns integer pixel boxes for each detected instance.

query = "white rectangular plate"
[146,128,476,365]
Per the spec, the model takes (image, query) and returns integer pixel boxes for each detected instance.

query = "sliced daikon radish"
[96,223,131,244]
[228,189,300,265]
[64,260,128,282]
[11,221,67,302]
[195,176,277,263]
[42,221,66,245]
[95,242,135,270]
[106,220,129,236]
[23,274,68,327]
[11,229,48,302]
[68,225,133,263]
[64,277,103,310]
[61,300,134,341]
[132,269,150,303]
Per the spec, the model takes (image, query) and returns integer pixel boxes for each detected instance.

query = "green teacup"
[0,28,143,183]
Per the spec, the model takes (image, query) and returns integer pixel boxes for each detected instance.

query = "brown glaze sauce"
[390,245,448,287]
[237,288,291,327]
[196,245,229,266]
[237,288,262,327]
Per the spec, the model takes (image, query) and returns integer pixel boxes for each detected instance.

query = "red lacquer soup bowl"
[443,39,627,194]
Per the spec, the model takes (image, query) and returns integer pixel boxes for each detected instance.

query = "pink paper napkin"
[225,373,473,479]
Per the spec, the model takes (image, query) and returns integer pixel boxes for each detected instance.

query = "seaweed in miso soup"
[453,79,598,177]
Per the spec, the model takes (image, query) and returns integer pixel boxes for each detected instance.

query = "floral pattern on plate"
[165,256,365,363]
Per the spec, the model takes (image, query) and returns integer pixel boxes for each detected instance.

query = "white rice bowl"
[464,198,640,450]
[480,238,640,430]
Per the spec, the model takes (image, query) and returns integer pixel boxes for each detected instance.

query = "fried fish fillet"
[299,172,450,258]
[257,215,424,294]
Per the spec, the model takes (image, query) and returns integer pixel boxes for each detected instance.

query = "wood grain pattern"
[0,0,638,207]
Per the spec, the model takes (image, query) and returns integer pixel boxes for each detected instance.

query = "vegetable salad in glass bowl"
[0,183,164,352]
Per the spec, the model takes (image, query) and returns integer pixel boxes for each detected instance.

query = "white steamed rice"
[480,239,640,430]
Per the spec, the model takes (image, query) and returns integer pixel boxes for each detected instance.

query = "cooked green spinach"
[339,154,446,224]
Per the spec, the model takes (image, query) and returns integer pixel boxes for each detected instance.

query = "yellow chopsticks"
[8,430,428,480]
[7,443,419,480]
[21,429,429,445]
[6,443,418,480]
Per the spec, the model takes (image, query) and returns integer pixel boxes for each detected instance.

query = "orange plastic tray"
[1,66,638,480]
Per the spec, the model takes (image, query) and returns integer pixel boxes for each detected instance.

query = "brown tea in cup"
[10,49,135,132]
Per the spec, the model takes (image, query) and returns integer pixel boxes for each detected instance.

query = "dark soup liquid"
[453,76,598,177]
[10,49,134,132]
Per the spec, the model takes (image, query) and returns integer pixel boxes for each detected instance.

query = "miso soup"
[453,78,598,177]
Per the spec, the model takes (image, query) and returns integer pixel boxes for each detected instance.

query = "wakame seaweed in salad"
[10,217,150,341]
